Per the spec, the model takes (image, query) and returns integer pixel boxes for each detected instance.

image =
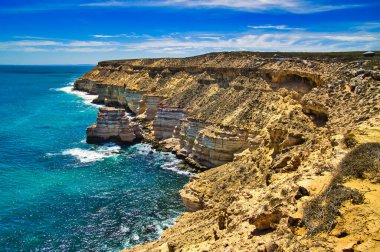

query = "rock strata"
[190,127,249,167]
[139,95,164,120]
[74,52,380,252]
[153,107,185,140]
[86,107,141,143]
[73,79,98,94]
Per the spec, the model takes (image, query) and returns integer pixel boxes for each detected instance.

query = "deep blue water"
[0,65,189,251]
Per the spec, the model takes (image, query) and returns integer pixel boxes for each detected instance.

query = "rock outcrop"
[74,51,380,251]
[153,107,185,140]
[86,107,141,143]
[139,95,164,120]
[190,126,249,167]
[125,90,144,114]
[73,79,98,94]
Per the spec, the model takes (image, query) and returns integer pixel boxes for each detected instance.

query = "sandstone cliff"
[86,107,142,144]
[75,52,380,251]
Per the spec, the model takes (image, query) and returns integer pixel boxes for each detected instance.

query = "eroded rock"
[86,107,142,143]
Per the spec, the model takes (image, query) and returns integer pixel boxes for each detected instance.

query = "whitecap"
[161,162,193,176]
[120,225,130,233]
[161,155,193,176]
[62,143,122,163]
[131,233,140,241]
[54,82,102,108]
[155,217,177,237]
[62,148,108,163]
[134,143,156,155]
[133,144,192,176]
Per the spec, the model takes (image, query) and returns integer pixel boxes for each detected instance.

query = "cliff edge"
[74,52,380,251]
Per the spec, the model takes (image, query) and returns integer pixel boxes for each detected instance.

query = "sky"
[0,0,379,64]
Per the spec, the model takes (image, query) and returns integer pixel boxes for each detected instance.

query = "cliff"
[86,107,142,144]
[74,52,380,251]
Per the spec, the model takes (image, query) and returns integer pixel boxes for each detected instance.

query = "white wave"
[155,217,177,237]
[161,154,193,176]
[55,82,102,108]
[134,144,192,176]
[62,148,108,163]
[131,233,140,241]
[62,143,122,163]
[120,225,130,233]
[134,143,156,155]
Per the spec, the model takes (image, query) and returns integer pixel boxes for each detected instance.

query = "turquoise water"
[0,66,189,251]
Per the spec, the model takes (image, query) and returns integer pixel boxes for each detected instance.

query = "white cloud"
[1,30,379,54]
[198,36,223,40]
[91,34,147,39]
[14,36,51,40]
[248,25,302,30]
[11,40,61,46]
[354,22,380,31]
[57,47,118,52]
[92,34,116,38]
[18,47,49,52]
[320,35,378,42]
[81,0,131,7]
[81,0,363,14]
[118,32,380,52]
[65,41,115,47]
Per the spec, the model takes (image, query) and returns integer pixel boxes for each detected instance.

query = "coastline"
[56,79,193,249]
[59,81,196,176]
[72,52,380,251]
[0,65,192,251]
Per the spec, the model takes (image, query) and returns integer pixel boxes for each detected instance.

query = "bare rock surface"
[74,52,380,251]
[86,107,141,143]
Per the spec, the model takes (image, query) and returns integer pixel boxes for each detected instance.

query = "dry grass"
[303,184,364,235]
[343,132,358,148]
[337,142,380,182]
[303,143,380,235]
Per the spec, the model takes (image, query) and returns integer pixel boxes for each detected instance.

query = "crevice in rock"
[303,107,328,127]
[337,231,349,238]
[266,174,272,186]
[218,214,227,230]
[295,186,310,200]
[249,227,275,237]
[267,73,317,95]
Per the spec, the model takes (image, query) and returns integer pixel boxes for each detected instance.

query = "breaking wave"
[55,82,102,107]
[61,143,122,163]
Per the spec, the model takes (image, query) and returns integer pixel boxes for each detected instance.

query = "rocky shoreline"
[74,52,380,251]
[76,83,252,171]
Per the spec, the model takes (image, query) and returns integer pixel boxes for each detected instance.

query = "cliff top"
[97,51,380,69]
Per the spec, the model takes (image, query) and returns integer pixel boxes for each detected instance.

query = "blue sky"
[0,0,379,64]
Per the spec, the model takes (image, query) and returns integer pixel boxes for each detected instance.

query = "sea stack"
[86,107,142,144]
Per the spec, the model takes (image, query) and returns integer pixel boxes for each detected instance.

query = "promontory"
[74,52,380,251]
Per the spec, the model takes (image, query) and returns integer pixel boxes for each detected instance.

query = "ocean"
[0,65,189,251]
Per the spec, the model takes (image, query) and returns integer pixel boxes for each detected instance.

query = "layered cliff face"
[86,107,141,144]
[75,52,380,251]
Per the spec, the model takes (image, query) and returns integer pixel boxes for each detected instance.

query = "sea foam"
[134,144,193,176]
[62,143,122,163]
[161,159,192,176]
[55,82,102,108]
